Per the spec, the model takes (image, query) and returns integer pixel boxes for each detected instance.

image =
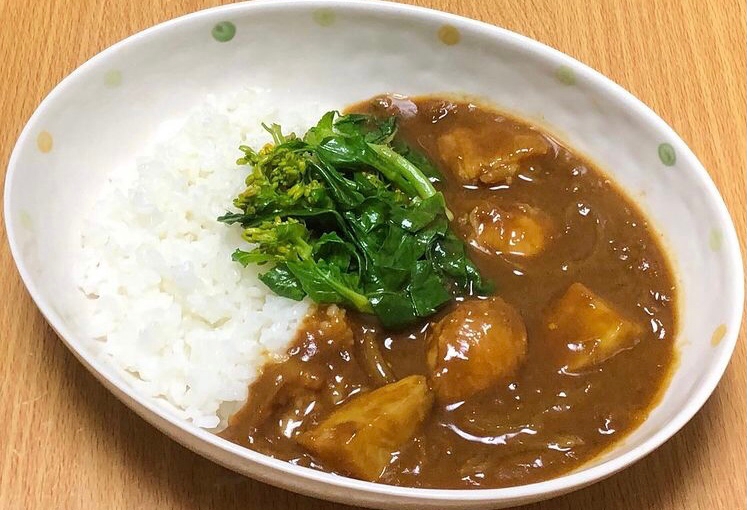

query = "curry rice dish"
[219,95,677,489]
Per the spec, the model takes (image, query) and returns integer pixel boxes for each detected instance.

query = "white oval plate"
[4,1,743,508]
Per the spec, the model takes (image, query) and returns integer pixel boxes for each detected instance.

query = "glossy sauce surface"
[220,96,678,489]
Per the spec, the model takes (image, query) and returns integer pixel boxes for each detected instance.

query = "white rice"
[74,88,327,429]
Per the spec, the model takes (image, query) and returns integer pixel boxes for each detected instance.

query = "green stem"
[297,245,374,315]
[324,275,374,314]
[369,144,454,220]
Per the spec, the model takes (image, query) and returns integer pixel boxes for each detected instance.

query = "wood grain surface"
[1,1,744,509]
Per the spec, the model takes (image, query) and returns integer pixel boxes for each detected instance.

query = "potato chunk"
[545,283,643,371]
[436,127,549,184]
[468,203,552,257]
[297,375,433,481]
[426,297,527,403]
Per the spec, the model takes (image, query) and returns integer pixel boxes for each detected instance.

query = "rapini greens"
[219,111,490,328]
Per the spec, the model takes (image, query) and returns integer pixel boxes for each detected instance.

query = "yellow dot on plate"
[104,69,122,87]
[313,8,336,27]
[438,24,460,46]
[710,324,727,346]
[37,131,53,153]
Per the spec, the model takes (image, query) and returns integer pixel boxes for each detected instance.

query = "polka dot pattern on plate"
[711,324,727,346]
[438,24,460,45]
[104,69,122,87]
[37,131,53,153]
[19,210,33,230]
[555,65,576,85]
[212,21,236,42]
[658,142,676,166]
[313,8,336,27]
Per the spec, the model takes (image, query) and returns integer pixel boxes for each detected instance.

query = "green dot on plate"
[313,8,336,27]
[555,65,576,85]
[104,69,122,87]
[212,21,236,42]
[658,143,676,166]
[709,228,723,251]
[19,210,33,230]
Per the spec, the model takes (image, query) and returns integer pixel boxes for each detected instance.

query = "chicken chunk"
[436,127,549,184]
[468,203,552,257]
[297,375,433,481]
[426,297,527,403]
[545,283,643,371]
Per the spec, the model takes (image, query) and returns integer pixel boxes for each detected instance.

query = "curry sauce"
[220,95,677,489]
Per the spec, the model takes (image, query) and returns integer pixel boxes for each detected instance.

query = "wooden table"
[1,1,744,508]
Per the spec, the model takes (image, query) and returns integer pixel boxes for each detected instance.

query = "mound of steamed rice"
[75,89,326,429]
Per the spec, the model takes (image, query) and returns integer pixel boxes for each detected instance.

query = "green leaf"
[363,116,397,144]
[390,194,445,232]
[377,225,429,269]
[351,199,389,235]
[331,113,368,136]
[313,232,358,272]
[430,230,493,295]
[408,261,452,316]
[391,139,442,183]
[286,259,373,314]
[333,113,397,144]
[258,264,306,301]
[217,211,248,225]
[303,111,336,146]
[369,291,417,329]
[310,160,365,210]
